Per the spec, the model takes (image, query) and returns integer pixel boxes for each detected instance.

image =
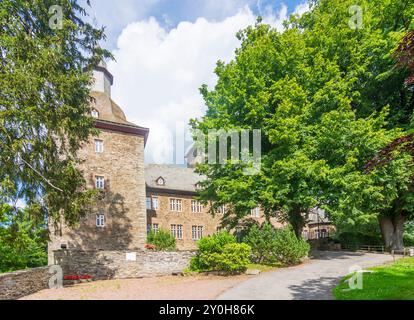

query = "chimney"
[91,60,114,97]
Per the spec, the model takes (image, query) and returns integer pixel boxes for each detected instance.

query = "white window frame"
[192,225,203,240]
[95,176,105,189]
[152,197,159,210]
[251,207,260,218]
[96,214,105,227]
[169,198,182,212]
[171,224,183,239]
[217,205,226,214]
[191,200,202,213]
[146,197,152,210]
[94,139,103,153]
[152,223,159,234]
[91,109,99,118]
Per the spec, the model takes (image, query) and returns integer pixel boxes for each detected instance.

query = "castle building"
[145,164,284,250]
[48,62,149,264]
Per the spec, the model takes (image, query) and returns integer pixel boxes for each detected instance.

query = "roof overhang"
[95,119,149,146]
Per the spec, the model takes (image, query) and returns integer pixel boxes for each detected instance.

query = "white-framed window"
[147,223,159,234]
[217,205,226,214]
[169,198,182,212]
[95,176,105,189]
[192,226,203,240]
[156,177,165,186]
[171,224,183,239]
[146,197,152,210]
[191,200,202,213]
[96,214,105,227]
[91,109,99,118]
[152,197,159,210]
[94,139,103,153]
[251,207,260,218]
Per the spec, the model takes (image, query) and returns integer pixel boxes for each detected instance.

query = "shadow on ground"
[288,276,342,300]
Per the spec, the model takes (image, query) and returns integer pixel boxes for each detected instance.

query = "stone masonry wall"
[53,250,196,279]
[49,130,147,264]
[0,267,50,300]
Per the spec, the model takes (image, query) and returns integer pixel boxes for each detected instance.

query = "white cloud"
[293,2,311,16]
[108,6,289,163]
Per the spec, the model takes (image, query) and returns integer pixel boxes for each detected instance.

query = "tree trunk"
[379,214,405,251]
[289,207,305,239]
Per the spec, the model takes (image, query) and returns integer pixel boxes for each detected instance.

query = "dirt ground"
[21,274,251,300]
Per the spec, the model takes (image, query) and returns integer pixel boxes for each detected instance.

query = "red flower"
[64,275,80,280]
[145,243,156,250]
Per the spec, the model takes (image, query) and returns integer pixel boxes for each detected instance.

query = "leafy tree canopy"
[191,0,414,246]
[0,1,111,227]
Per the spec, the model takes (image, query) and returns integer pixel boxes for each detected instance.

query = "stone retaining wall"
[0,267,50,300]
[53,249,196,279]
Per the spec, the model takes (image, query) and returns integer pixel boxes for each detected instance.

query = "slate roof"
[145,164,206,193]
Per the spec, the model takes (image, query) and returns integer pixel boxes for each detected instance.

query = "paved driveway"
[218,251,395,300]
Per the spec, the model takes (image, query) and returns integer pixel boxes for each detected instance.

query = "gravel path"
[21,274,250,300]
[217,251,395,300]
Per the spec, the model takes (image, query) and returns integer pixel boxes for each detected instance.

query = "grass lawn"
[333,257,414,300]
[246,263,280,273]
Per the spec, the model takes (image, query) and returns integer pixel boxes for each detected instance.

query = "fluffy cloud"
[107,4,304,163]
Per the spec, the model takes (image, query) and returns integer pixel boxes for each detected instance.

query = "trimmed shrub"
[243,223,310,266]
[271,227,310,265]
[190,231,251,273]
[243,223,278,263]
[147,229,176,251]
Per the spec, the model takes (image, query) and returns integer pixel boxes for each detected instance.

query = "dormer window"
[91,109,99,118]
[156,177,165,186]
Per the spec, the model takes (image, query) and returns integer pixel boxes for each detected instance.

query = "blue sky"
[80,0,309,163]
[82,0,305,50]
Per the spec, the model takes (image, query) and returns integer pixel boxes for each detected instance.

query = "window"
[191,200,202,213]
[146,197,152,210]
[156,177,165,186]
[96,214,105,227]
[217,205,226,214]
[169,198,182,212]
[94,139,103,153]
[91,109,99,118]
[251,207,260,218]
[152,197,159,210]
[192,226,204,240]
[95,176,105,189]
[171,224,183,239]
[147,223,159,234]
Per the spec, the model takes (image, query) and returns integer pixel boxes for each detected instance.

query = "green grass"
[333,257,414,300]
[246,263,280,273]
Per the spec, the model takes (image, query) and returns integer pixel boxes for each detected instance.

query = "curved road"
[218,251,394,300]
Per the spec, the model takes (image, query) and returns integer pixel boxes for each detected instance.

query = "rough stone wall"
[147,191,284,250]
[0,267,50,300]
[49,129,147,264]
[53,250,195,280]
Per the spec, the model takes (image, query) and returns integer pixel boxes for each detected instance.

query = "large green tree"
[191,0,414,248]
[0,1,110,228]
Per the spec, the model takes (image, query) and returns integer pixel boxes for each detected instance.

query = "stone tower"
[48,62,149,264]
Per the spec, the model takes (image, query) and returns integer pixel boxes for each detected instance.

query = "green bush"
[272,227,310,265]
[243,223,310,266]
[147,229,176,251]
[190,231,251,273]
[243,223,278,263]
